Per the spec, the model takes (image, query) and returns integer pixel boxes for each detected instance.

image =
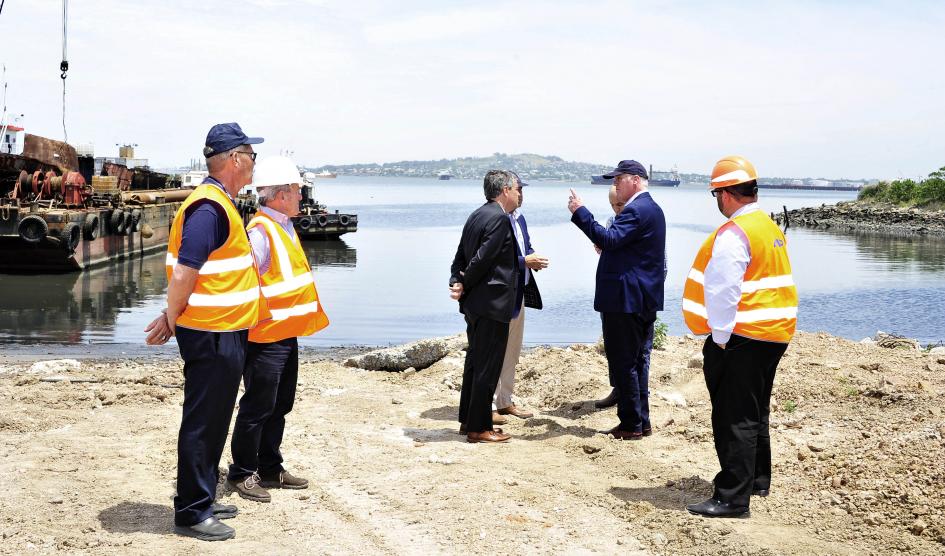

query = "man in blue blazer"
[568,160,666,440]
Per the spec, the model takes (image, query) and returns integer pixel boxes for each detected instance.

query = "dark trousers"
[228,337,299,482]
[458,311,509,433]
[601,311,655,433]
[703,334,787,507]
[174,326,247,526]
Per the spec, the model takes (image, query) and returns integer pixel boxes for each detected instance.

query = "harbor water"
[1,177,944,349]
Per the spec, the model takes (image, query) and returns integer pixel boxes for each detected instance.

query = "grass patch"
[653,318,669,350]
[782,400,797,413]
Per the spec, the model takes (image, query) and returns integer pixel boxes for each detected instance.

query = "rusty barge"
[0,132,192,273]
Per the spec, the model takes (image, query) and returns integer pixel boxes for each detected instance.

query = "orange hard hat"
[710,155,758,189]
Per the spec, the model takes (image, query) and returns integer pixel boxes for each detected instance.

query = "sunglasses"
[235,150,257,162]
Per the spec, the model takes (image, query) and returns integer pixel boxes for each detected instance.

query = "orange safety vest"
[166,184,263,331]
[682,210,798,343]
[247,211,329,343]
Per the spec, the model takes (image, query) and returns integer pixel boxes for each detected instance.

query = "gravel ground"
[0,332,942,555]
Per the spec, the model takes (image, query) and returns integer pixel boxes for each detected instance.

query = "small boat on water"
[237,170,357,240]
[313,170,337,179]
[437,169,453,180]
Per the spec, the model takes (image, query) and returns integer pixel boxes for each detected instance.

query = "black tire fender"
[109,209,126,234]
[60,223,81,252]
[316,214,329,227]
[18,215,48,244]
[83,213,99,240]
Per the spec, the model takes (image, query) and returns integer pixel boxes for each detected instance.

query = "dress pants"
[601,311,655,433]
[494,301,524,410]
[228,337,298,482]
[702,334,787,507]
[174,326,247,526]
[458,311,510,433]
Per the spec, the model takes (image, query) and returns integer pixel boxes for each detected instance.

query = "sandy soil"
[0,332,943,555]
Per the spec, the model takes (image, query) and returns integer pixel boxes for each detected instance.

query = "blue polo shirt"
[176,177,234,270]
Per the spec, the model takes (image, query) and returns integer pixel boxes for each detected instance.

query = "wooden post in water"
[782,205,790,229]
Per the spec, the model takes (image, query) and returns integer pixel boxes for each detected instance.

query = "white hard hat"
[251,155,302,189]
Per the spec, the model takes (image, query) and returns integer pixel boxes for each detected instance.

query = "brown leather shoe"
[460,424,505,434]
[227,472,271,502]
[497,405,534,419]
[467,430,511,443]
[642,427,653,437]
[594,389,619,409]
[605,426,643,441]
[492,411,508,425]
[259,470,309,490]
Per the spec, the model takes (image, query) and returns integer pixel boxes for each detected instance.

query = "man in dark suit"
[494,172,548,421]
[568,160,666,440]
[449,170,521,443]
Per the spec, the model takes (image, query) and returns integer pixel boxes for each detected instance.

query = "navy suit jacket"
[571,191,666,314]
[512,212,544,310]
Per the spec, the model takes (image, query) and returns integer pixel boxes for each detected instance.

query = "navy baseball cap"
[602,160,648,179]
[203,122,264,158]
[509,171,529,186]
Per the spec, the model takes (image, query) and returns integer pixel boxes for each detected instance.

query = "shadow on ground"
[420,404,459,422]
[403,426,466,443]
[517,417,599,440]
[609,476,713,511]
[98,501,173,535]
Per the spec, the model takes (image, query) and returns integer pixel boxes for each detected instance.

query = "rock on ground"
[343,334,467,371]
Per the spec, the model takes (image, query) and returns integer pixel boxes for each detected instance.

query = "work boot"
[492,411,508,425]
[173,516,235,541]
[227,472,271,503]
[260,470,309,490]
[594,388,619,409]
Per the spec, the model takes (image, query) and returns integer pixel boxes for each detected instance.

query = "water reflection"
[841,230,945,272]
[304,239,357,268]
[0,252,167,344]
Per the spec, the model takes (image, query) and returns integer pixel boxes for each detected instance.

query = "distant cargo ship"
[590,164,679,187]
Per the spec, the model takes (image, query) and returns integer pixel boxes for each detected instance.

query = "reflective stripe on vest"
[165,184,262,331]
[247,212,329,343]
[682,210,798,343]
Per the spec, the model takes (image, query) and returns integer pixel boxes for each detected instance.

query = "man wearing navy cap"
[568,160,666,440]
[145,122,264,541]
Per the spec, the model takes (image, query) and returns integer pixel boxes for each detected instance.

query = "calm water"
[1,177,944,348]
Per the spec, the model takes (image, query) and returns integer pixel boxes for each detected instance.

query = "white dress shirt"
[704,202,760,345]
[248,206,297,275]
[510,209,529,286]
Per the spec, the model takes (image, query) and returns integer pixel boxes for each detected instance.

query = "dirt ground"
[0,331,943,555]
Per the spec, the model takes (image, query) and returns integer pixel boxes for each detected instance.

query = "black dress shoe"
[594,389,619,409]
[752,488,770,497]
[212,502,238,519]
[686,498,750,518]
[173,516,236,541]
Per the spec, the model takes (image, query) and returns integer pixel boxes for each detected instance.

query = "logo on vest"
[773,238,785,248]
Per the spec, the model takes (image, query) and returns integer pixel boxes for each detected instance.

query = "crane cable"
[61,0,69,142]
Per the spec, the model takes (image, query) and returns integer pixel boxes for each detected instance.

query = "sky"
[3,0,944,180]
